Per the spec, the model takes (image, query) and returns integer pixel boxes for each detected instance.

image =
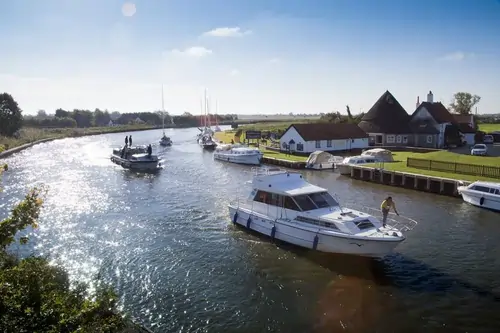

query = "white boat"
[228,167,416,257]
[305,151,344,170]
[159,85,173,147]
[214,144,263,165]
[110,146,161,171]
[336,155,379,175]
[457,181,500,212]
[198,133,217,150]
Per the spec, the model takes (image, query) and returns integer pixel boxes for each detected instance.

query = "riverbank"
[0,125,157,158]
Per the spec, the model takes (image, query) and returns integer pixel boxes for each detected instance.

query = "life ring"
[480,197,484,206]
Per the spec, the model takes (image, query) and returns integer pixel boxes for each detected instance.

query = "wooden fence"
[407,158,500,179]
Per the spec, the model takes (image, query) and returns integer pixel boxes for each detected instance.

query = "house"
[358,90,415,146]
[107,120,115,127]
[279,123,369,154]
[409,91,466,148]
[453,114,476,145]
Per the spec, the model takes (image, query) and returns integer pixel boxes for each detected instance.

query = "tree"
[346,105,354,123]
[0,93,23,136]
[449,92,481,115]
[36,109,48,118]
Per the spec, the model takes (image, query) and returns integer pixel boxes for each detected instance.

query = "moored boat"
[214,144,263,165]
[457,181,500,212]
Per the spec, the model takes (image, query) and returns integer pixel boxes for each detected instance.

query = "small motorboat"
[457,181,500,212]
[110,146,161,171]
[214,143,263,165]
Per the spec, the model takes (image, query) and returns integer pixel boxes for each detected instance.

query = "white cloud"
[269,58,281,64]
[170,46,213,58]
[121,2,136,17]
[438,51,474,62]
[201,27,252,38]
[229,69,240,76]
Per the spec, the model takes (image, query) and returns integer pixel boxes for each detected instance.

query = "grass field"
[478,123,500,132]
[0,125,156,153]
[366,151,500,182]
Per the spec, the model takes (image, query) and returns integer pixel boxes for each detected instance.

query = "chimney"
[427,90,433,103]
[416,96,420,108]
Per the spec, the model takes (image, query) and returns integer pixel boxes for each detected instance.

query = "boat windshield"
[293,191,339,211]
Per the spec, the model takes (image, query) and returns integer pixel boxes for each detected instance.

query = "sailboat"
[159,85,173,147]
[214,99,222,132]
[197,89,217,150]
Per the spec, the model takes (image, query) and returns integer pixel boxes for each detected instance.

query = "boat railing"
[356,206,418,232]
[250,166,290,176]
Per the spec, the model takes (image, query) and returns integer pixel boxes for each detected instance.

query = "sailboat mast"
[161,84,165,131]
[203,89,207,128]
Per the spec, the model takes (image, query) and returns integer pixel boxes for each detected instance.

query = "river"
[1,127,499,333]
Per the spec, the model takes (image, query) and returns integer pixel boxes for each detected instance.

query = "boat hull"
[214,152,262,165]
[110,155,160,171]
[457,187,500,212]
[199,142,217,150]
[228,205,402,257]
[305,162,335,170]
[336,163,352,175]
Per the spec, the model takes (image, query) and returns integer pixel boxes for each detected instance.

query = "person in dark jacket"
[147,144,152,156]
[125,136,129,146]
[129,135,133,146]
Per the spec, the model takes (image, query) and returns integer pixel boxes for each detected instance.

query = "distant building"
[279,123,369,154]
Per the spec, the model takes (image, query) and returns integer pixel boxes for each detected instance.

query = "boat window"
[284,196,301,211]
[308,192,331,208]
[471,185,491,193]
[293,195,318,211]
[354,220,375,230]
[296,216,339,230]
[254,190,271,204]
[320,192,340,207]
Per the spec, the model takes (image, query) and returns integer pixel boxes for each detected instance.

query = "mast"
[161,84,165,134]
[203,89,207,128]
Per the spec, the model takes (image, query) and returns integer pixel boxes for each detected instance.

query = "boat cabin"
[341,155,377,165]
[467,182,500,195]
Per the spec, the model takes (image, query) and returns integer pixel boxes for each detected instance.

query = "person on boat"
[125,136,129,146]
[147,144,152,157]
[380,196,399,227]
[129,135,133,146]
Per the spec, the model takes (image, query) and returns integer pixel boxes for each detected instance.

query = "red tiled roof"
[286,123,368,141]
[413,102,456,124]
[457,123,476,133]
[453,114,474,124]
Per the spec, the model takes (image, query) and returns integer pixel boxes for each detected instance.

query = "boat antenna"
[334,193,345,214]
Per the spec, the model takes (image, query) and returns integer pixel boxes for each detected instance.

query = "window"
[284,196,301,211]
[315,140,321,148]
[296,143,304,151]
[308,192,330,208]
[327,140,332,147]
[494,189,500,195]
[386,135,395,143]
[319,192,339,207]
[396,135,402,143]
[354,220,375,230]
[295,216,339,230]
[427,135,433,143]
[471,185,491,193]
[293,195,318,211]
[402,135,408,144]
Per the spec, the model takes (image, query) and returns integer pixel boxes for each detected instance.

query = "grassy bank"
[0,125,156,153]
[478,123,500,132]
[367,151,500,182]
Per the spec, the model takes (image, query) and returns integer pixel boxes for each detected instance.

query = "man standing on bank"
[381,196,399,227]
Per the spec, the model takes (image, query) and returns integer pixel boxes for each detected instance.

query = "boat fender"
[246,216,252,228]
[480,197,484,206]
[232,211,238,224]
[312,235,319,250]
[271,226,276,239]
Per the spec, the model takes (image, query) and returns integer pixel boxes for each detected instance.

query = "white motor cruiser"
[228,167,416,257]
[214,144,263,165]
[457,181,500,212]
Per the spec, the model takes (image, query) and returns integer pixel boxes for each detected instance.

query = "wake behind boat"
[228,167,416,257]
[214,143,263,165]
[110,145,161,171]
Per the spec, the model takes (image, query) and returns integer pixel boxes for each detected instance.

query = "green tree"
[0,93,23,136]
[449,92,481,115]
[0,165,134,333]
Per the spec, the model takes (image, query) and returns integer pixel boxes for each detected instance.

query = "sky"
[1,0,500,116]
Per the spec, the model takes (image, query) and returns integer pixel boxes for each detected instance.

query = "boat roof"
[251,168,326,196]
[471,181,500,189]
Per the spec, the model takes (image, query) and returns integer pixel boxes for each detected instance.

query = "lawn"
[365,151,500,182]
[478,123,500,133]
[239,119,319,133]
[0,125,156,153]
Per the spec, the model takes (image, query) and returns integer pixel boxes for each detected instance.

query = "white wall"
[279,126,304,151]
[304,138,369,153]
